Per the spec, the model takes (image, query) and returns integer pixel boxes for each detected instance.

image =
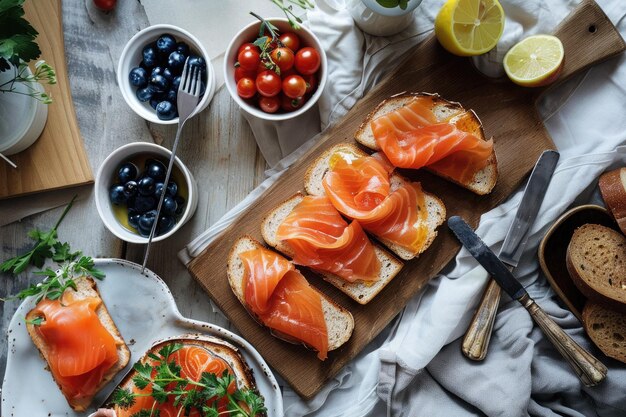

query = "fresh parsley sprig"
[111,343,267,417]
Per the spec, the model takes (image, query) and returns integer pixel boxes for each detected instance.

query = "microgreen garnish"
[110,343,267,417]
[269,0,314,29]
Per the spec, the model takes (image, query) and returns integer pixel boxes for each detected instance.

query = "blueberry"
[138,210,158,236]
[134,194,157,212]
[162,196,177,215]
[150,98,160,109]
[154,182,165,197]
[176,42,190,56]
[175,196,185,215]
[129,67,148,88]
[168,51,186,75]
[123,180,138,198]
[157,215,176,235]
[142,45,158,68]
[117,162,138,183]
[199,81,206,96]
[165,89,177,103]
[150,74,169,93]
[156,100,177,120]
[109,184,126,205]
[138,176,156,195]
[156,34,176,56]
[145,159,167,181]
[166,181,178,196]
[136,85,154,102]
[188,55,206,75]
[151,66,173,80]
[128,212,141,228]
[171,76,181,90]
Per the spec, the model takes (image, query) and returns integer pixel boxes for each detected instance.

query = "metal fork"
[141,60,202,272]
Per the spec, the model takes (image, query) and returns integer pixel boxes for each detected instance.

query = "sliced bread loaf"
[583,301,626,364]
[566,224,626,312]
[227,236,354,354]
[304,142,446,260]
[353,92,497,195]
[261,193,404,304]
[599,167,626,235]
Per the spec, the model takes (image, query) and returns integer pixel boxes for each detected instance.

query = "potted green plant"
[0,0,56,156]
[349,0,424,37]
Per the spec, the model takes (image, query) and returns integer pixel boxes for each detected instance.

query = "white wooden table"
[0,0,267,383]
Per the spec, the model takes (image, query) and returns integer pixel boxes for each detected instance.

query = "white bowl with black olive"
[95,142,198,243]
[117,24,215,124]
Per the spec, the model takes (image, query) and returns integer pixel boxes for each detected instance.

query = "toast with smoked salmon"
[227,236,354,360]
[305,143,446,261]
[354,92,497,195]
[26,277,130,412]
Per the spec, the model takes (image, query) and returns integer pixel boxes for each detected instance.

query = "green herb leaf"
[110,387,136,409]
[376,0,401,8]
[25,315,44,326]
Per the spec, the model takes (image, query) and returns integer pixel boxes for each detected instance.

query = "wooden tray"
[0,0,93,199]
[187,0,626,399]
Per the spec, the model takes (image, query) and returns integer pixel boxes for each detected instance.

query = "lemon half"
[503,34,564,87]
[435,0,505,57]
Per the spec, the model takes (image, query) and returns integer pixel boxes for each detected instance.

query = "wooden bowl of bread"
[539,166,626,364]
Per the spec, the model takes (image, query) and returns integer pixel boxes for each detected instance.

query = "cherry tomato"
[270,47,294,73]
[259,96,280,113]
[235,66,256,83]
[238,43,258,54]
[279,32,301,52]
[257,61,270,74]
[282,75,307,99]
[256,70,282,97]
[238,49,260,72]
[280,94,305,112]
[93,0,116,11]
[281,67,296,78]
[237,77,256,99]
[295,47,321,75]
[302,73,317,95]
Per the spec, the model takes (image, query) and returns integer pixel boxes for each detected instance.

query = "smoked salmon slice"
[322,153,429,254]
[276,195,381,282]
[31,294,119,404]
[240,248,329,360]
[370,96,493,184]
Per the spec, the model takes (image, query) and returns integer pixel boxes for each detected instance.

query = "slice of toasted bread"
[566,224,626,312]
[227,236,354,354]
[582,301,626,364]
[304,142,446,260]
[599,167,626,235]
[354,92,497,195]
[261,193,404,304]
[111,335,265,415]
[26,277,130,412]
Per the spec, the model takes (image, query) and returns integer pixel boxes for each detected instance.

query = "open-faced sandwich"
[355,92,497,195]
[227,236,354,360]
[26,276,130,412]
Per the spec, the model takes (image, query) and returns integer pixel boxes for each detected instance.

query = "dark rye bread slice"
[227,236,354,354]
[583,301,626,364]
[304,142,446,261]
[599,167,626,235]
[566,224,626,312]
[111,335,265,415]
[26,277,130,412]
[353,92,497,195]
[261,192,404,304]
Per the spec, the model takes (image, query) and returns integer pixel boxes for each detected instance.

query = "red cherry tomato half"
[259,96,280,113]
[279,32,301,52]
[295,47,321,75]
[302,73,318,95]
[238,43,258,54]
[280,94,305,112]
[270,47,295,73]
[256,70,282,97]
[93,0,116,11]
[237,77,256,99]
[234,66,256,83]
[238,49,261,72]
[282,75,307,99]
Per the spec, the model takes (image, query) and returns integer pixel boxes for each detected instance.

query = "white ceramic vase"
[0,63,48,156]
[349,0,423,37]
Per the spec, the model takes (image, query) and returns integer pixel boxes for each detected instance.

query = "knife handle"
[462,278,501,360]
[519,294,607,387]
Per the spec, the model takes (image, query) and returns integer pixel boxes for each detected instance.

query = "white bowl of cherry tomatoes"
[224,17,326,120]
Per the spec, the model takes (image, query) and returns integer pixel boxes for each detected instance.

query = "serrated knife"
[448,216,607,387]
[462,150,559,361]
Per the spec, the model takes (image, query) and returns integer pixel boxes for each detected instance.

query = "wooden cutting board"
[0,0,92,199]
[187,0,626,399]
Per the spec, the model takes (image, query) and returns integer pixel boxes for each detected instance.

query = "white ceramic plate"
[1,259,283,416]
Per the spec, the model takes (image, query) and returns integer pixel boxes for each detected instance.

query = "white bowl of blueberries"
[117,24,215,124]
[95,142,199,243]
